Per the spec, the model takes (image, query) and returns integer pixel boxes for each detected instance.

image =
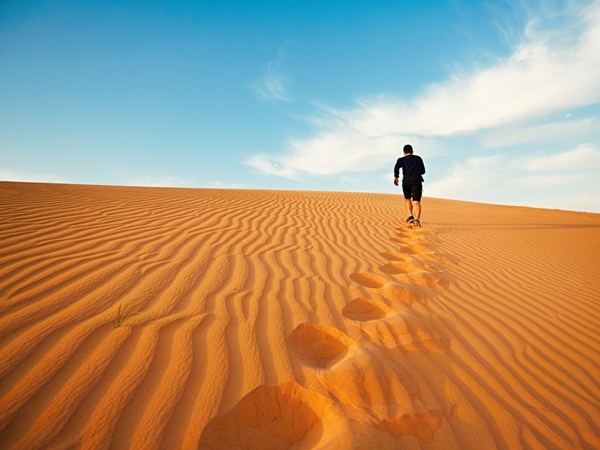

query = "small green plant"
[113,302,136,328]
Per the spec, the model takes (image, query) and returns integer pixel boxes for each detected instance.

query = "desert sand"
[0,181,599,449]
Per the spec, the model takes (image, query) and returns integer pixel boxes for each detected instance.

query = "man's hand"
[393,177,399,186]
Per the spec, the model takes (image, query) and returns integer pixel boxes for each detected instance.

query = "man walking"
[394,144,426,227]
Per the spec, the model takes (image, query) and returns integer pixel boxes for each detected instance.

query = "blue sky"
[1,0,599,212]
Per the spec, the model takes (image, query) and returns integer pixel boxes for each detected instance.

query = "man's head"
[403,144,413,155]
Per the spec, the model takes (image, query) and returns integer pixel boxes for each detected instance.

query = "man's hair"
[403,144,413,154]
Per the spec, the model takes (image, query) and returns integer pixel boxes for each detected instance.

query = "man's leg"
[404,199,413,217]
[412,182,423,222]
[413,201,421,220]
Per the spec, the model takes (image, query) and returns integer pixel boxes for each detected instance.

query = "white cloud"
[519,144,600,171]
[426,155,507,200]
[426,144,600,211]
[248,0,600,178]
[248,132,410,177]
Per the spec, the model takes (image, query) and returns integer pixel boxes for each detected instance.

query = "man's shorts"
[402,180,423,202]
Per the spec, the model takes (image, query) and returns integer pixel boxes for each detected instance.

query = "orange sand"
[0,182,599,449]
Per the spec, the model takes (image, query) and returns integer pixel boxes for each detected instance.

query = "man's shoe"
[406,215,415,223]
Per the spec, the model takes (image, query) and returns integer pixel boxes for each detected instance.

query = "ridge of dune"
[0,181,599,449]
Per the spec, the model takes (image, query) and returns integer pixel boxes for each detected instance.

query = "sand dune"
[0,181,599,449]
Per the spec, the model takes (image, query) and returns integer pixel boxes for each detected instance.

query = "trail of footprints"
[200,226,455,448]
[345,228,452,353]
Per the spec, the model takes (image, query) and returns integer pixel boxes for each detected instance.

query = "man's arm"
[393,159,401,185]
[394,159,402,178]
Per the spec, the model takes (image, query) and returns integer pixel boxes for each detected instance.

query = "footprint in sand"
[379,249,453,287]
[389,237,458,265]
[287,323,354,368]
[349,272,429,305]
[398,271,452,289]
[379,251,441,274]
[377,411,446,444]
[199,382,333,450]
[396,224,437,237]
[342,298,451,353]
[380,261,452,288]
[390,238,435,255]
[380,260,421,274]
[340,297,387,321]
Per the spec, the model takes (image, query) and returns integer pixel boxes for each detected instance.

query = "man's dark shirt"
[394,154,426,181]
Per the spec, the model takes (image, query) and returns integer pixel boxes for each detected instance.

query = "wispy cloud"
[248,0,600,178]
[251,59,290,102]
[481,116,599,148]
